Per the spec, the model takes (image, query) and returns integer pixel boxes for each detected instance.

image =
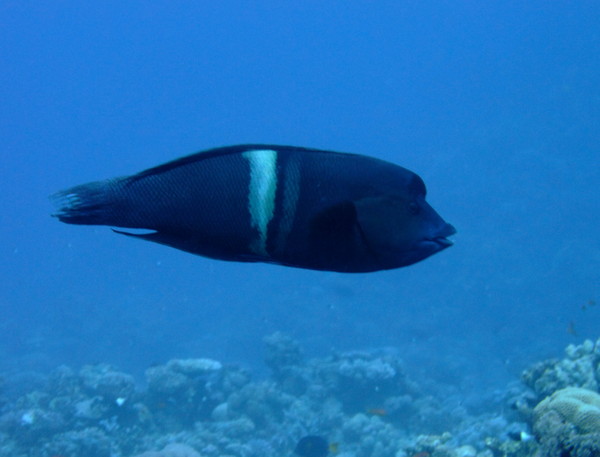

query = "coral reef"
[522,338,600,398]
[0,333,599,457]
[531,387,600,457]
[514,338,600,457]
[133,443,201,457]
[144,357,238,431]
[534,387,600,434]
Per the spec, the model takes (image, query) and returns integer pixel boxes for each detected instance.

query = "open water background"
[1,2,599,403]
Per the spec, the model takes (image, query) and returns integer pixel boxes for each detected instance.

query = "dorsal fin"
[127,144,342,183]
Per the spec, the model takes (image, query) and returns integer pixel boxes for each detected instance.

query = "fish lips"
[389,223,456,268]
[421,223,457,252]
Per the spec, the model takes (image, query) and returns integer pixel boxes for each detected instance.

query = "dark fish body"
[52,144,455,272]
[295,435,330,457]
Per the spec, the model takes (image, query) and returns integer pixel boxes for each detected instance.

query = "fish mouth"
[423,223,456,250]
[420,236,453,252]
[429,236,453,248]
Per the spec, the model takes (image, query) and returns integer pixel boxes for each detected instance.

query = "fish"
[581,299,597,311]
[51,144,456,273]
[366,407,388,416]
[294,435,335,457]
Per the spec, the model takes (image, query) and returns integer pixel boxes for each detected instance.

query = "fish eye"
[408,201,420,215]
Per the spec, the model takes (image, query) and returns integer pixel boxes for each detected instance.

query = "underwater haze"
[1,0,599,416]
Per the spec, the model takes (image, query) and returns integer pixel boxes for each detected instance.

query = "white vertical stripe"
[243,149,278,255]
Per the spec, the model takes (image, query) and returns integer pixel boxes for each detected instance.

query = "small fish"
[581,299,597,311]
[411,452,430,457]
[508,430,534,442]
[51,145,455,273]
[366,407,388,416]
[295,435,331,457]
[567,320,577,336]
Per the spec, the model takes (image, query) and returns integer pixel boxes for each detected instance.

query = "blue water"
[1,1,598,405]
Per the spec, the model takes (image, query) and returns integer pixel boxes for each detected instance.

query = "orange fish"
[366,408,387,416]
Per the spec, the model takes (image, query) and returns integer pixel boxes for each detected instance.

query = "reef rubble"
[0,334,598,457]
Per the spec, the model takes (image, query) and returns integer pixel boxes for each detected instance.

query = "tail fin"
[50,179,119,226]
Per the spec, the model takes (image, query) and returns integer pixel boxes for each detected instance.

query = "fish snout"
[427,222,456,249]
[419,221,456,255]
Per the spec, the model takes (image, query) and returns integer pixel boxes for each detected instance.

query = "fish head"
[355,176,455,269]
